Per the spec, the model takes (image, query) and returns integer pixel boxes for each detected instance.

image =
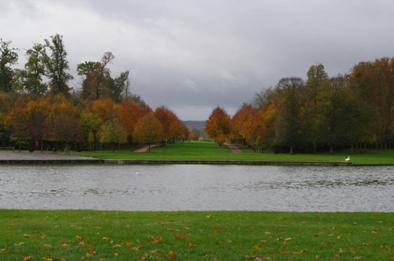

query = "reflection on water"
[245,177,394,190]
[0,165,393,211]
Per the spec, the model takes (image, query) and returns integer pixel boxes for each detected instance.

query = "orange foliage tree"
[205,107,231,146]
[133,112,164,152]
[117,99,151,143]
[90,98,116,122]
[154,106,188,143]
[230,104,254,143]
[45,95,81,150]
[6,96,50,150]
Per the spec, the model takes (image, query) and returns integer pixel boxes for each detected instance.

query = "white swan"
[345,156,351,162]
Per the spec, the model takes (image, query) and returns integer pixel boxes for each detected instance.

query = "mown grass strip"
[77,141,394,165]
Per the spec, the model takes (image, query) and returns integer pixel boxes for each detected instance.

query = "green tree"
[77,61,103,100]
[304,64,329,151]
[0,39,18,92]
[16,43,47,95]
[80,112,102,150]
[43,34,73,95]
[274,78,304,153]
[111,71,129,102]
[77,52,123,101]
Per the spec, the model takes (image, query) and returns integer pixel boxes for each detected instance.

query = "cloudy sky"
[1,0,394,120]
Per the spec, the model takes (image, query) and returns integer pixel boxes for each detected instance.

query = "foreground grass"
[77,141,394,165]
[0,210,392,260]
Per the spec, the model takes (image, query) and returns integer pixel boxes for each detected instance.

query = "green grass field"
[77,141,394,165]
[0,210,392,260]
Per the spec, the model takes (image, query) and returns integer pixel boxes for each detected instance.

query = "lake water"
[0,165,393,211]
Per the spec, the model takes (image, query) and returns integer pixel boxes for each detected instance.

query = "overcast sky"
[1,0,394,120]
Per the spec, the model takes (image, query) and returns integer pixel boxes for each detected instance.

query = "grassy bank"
[77,141,394,165]
[0,210,392,260]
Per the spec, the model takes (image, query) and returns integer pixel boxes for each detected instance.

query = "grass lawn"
[0,210,392,260]
[76,141,394,165]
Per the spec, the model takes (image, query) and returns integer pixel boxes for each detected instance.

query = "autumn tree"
[154,106,186,143]
[117,99,150,143]
[230,104,254,143]
[98,121,127,150]
[90,98,116,122]
[0,39,18,92]
[0,112,10,146]
[45,95,81,150]
[6,97,50,151]
[205,107,231,146]
[133,112,163,152]
[238,108,259,147]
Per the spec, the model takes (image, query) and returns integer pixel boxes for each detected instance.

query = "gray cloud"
[1,0,394,119]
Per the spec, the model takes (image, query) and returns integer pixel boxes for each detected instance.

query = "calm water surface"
[0,165,393,211]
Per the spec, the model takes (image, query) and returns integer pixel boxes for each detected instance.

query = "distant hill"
[183,120,206,131]
[183,120,207,138]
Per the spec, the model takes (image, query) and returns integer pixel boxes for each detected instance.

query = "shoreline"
[0,158,389,166]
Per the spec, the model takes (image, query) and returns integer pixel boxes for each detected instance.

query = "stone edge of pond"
[0,159,370,166]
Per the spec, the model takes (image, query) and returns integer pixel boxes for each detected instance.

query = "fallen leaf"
[167,251,177,259]
[123,241,133,248]
[252,244,261,252]
[86,250,95,257]
[175,234,191,241]
[371,229,379,235]
[151,235,162,244]
[22,256,32,261]
[281,247,289,253]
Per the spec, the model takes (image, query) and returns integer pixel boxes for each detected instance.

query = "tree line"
[0,35,188,151]
[206,60,394,153]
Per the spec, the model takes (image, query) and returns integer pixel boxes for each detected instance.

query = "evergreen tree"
[0,39,18,92]
[43,34,73,95]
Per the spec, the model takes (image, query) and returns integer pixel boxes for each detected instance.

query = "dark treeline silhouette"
[0,35,188,151]
[207,61,394,153]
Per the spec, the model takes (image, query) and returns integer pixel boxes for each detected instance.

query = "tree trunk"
[148,144,151,152]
